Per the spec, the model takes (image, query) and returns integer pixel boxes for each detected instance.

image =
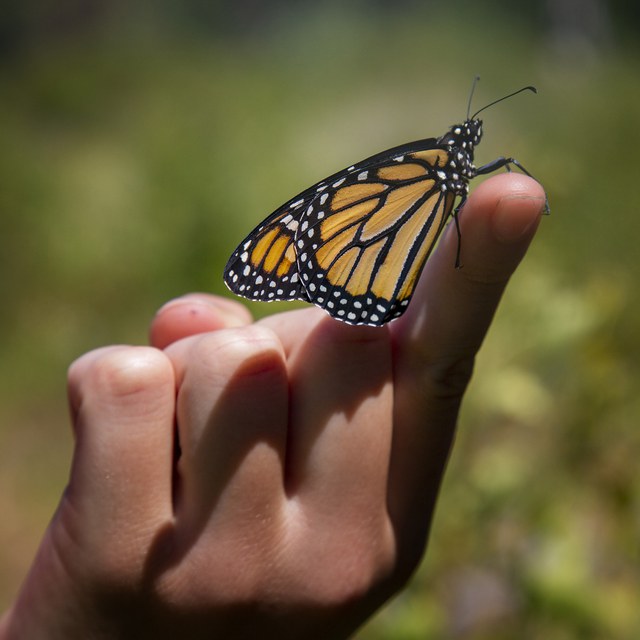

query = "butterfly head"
[436,118,483,191]
[440,119,483,155]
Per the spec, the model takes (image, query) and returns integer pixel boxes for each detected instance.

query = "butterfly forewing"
[295,146,457,325]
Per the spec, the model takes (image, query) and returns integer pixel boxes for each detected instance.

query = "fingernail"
[493,195,546,243]
[156,296,246,328]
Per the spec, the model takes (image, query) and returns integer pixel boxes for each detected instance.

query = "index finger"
[388,173,546,532]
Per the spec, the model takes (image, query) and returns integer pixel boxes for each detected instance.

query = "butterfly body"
[224,87,541,326]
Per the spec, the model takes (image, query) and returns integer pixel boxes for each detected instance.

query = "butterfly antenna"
[466,75,481,120]
[471,85,537,120]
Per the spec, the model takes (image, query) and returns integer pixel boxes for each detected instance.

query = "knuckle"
[419,353,476,402]
[92,347,173,400]
[191,325,285,379]
[461,264,511,287]
[294,523,397,607]
[70,347,173,405]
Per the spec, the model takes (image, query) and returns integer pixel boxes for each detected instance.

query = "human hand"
[0,173,545,639]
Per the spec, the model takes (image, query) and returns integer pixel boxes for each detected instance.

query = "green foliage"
[1,4,639,637]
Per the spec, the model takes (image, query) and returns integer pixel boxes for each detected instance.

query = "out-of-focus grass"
[1,5,639,637]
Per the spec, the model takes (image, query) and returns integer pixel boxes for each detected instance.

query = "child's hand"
[1,174,545,639]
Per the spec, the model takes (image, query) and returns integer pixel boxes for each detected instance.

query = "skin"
[0,174,546,640]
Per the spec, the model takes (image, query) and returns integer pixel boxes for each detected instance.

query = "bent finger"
[165,326,289,536]
[66,346,176,572]
[267,312,394,524]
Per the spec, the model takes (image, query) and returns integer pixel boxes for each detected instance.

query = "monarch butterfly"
[224,80,544,327]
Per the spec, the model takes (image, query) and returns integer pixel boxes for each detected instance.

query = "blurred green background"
[1,0,639,637]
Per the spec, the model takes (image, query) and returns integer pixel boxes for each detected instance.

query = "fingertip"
[150,294,253,349]
[484,174,546,245]
[492,193,544,244]
[469,174,546,235]
[471,172,546,206]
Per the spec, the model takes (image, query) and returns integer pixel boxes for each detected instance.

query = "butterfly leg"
[452,195,467,269]
[476,157,550,213]
[476,156,534,177]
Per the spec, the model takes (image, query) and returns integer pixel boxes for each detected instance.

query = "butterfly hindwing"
[222,154,383,304]
[294,144,457,325]
[224,199,310,303]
